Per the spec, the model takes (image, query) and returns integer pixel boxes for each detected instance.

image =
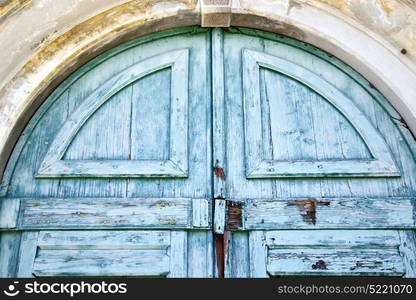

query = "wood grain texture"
[265,230,401,248]
[2,27,416,278]
[0,232,20,277]
[169,231,188,278]
[16,231,39,277]
[242,49,399,178]
[192,198,210,228]
[214,199,226,234]
[398,230,416,277]
[244,198,416,229]
[19,198,209,230]
[37,49,189,178]
[267,248,404,276]
[1,29,214,277]
[37,230,170,250]
[249,231,268,278]
[212,28,227,199]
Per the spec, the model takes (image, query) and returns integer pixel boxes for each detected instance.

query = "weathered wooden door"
[1,27,416,278]
[0,28,214,277]
[212,28,416,277]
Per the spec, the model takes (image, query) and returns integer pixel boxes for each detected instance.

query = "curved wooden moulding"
[36,49,189,178]
[242,49,400,178]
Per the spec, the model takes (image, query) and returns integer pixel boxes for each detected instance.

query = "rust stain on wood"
[226,201,242,230]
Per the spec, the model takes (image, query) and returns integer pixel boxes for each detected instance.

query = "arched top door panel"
[242,49,399,178]
[37,49,189,178]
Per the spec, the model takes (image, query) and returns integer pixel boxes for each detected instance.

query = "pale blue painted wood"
[248,231,268,278]
[37,231,171,250]
[33,249,170,277]
[0,28,213,278]
[242,49,399,178]
[212,28,227,199]
[244,197,416,229]
[226,232,250,278]
[267,249,404,276]
[18,197,209,230]
[16,231,39,277]
[37,49,189,178]
[265,230,401,248]
[398,230,416,277]
[169,231,187,278]
[2,27,416,278]
[213,199,226,234]
[192,198,210,228]
[0,232,20,277]
[250,230,405,277]
[130,69,171,161]
[15,230,193,277]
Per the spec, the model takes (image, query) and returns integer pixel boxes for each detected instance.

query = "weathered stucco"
[0,0,415,178]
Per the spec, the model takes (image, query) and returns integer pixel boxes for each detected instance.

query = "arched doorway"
[1,27,415,277]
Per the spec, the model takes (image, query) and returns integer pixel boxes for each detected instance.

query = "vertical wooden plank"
[212,27,227,279]
[0,199,20,228]
[0,232,21,277]
[398,230,416,278]
[212,28,227,199]
[249,231,268,278]
[16,231,39,277]
[168,231,187,278]
[130,68,171,161]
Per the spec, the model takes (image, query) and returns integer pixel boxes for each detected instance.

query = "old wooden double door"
[1,27,416,277]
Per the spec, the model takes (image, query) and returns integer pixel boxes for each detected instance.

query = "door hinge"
[214,199,243,234]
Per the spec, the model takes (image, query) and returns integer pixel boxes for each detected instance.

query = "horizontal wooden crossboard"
[7,198,211,230]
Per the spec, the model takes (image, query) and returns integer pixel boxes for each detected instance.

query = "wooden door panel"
[217,28,416,277]
[243,197,416,230]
